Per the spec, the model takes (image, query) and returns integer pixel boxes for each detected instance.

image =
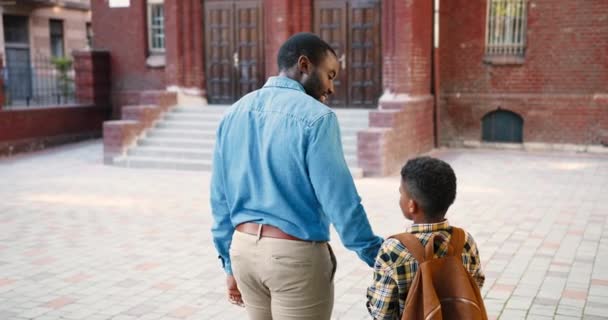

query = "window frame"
[147,0,165,55]
[484,0,528,65]
[86,22,93,48]
[49,19,65,58]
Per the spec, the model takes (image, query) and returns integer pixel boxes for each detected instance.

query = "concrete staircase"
[114,106,370,177]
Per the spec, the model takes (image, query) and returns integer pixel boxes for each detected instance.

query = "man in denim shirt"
[211,33,383,320]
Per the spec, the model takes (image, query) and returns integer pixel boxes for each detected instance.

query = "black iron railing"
[3,54,75,107]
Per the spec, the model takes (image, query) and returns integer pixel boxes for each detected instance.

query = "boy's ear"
[408,199,417,214]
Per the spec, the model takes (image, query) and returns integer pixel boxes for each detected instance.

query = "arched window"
[482,109,523,143]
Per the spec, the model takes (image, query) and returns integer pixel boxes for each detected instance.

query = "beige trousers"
[230,230,336,320]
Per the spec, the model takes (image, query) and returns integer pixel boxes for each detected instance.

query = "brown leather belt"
[236,222,304,241]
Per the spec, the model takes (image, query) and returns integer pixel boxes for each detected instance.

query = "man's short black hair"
[400,156,457,220]
[277,33,337,71]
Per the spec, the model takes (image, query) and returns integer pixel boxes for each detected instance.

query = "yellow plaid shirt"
[366,220,485,320]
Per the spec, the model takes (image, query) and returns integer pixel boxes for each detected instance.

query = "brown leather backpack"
[390,227,488,320]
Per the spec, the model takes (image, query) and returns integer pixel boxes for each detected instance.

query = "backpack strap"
[450,227,466,257]
[390,233,426,263]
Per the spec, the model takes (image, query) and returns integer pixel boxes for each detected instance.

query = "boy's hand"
[227,275,244,307]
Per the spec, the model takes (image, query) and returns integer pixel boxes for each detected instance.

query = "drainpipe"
[432,0,440,147]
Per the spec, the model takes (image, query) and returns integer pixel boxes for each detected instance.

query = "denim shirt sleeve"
[307,113,383,266]
[210,122,234,275]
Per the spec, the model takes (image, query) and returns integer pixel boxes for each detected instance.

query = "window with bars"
[50,19,64,58]
[485,0,528,62]
[147,0,165,54]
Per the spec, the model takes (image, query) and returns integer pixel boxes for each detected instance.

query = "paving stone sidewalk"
[0,140,607,320]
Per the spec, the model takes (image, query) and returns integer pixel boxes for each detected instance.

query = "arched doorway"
[482,109,524,143]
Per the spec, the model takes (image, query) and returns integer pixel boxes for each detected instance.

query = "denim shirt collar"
[263,76,305,93]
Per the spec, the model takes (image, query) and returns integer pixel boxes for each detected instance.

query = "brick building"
[1,0,91,106]
[1,1,91,59]
[0,1,107,156]
[92,0,607,176]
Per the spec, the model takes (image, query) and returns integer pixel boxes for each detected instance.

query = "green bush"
[51,57,73,102]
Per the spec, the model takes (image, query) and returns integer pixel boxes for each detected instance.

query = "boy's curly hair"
[401,156,457,220]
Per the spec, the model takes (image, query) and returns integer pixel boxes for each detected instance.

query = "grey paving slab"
[0,141,607,319]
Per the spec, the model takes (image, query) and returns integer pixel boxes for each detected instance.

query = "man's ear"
[297,55,312,75]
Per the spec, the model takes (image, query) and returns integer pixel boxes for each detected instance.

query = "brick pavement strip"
[0,141,607,319]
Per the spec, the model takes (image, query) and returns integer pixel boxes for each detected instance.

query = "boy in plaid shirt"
[366,156,485,320]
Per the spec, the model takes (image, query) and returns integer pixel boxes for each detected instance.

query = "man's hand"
[227,275,244,307]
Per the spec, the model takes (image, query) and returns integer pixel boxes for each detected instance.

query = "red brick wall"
[91,0,166,91]
[440,94,608,145]
[359,97,435,176]
[0,106,107,155]
[382,0,433,94]
[438,0,608,145]
[73,50,111,107]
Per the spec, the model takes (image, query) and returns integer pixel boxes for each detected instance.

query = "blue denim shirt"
[210,76,383,274]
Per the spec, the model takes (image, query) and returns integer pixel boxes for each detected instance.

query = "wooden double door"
[314,0,382,108]
[204,0,264,104]
[203,0,382,107]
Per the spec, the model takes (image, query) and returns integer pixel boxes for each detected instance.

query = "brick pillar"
[358,0,435,176]
[165,0,183,88]
[264,0,291,78]
[73,50,111,108]
[165,0,205,95]
[382,0,433,94]
[263,0,312,78]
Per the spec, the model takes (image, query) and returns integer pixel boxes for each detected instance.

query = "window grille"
[147,0,165,54]
[485,0,527,58]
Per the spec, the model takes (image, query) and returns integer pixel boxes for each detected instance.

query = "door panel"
[234,1,264,98]
[314,0,381,108]
[205,1,235,104]
[5,48,32,103]
[348,1,381,107]
[3,15,32,104]
[314,0,347,107]
[204,0,264,104]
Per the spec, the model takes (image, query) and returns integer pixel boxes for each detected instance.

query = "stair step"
[156,120,219,130]
[340,126,365,135]
[128,147,213,160]
[342,135,357,145]
[173,106,229,114]
[345,154,358,167]
[338,117,369,127]
[113,104,371,175]
[334,110,371,119]
[147,128,216,139]
[114,156,212,171]
[349,167,364,179]
[343,144,357,155]
[164,113,225,121]
[138,137,215,149]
